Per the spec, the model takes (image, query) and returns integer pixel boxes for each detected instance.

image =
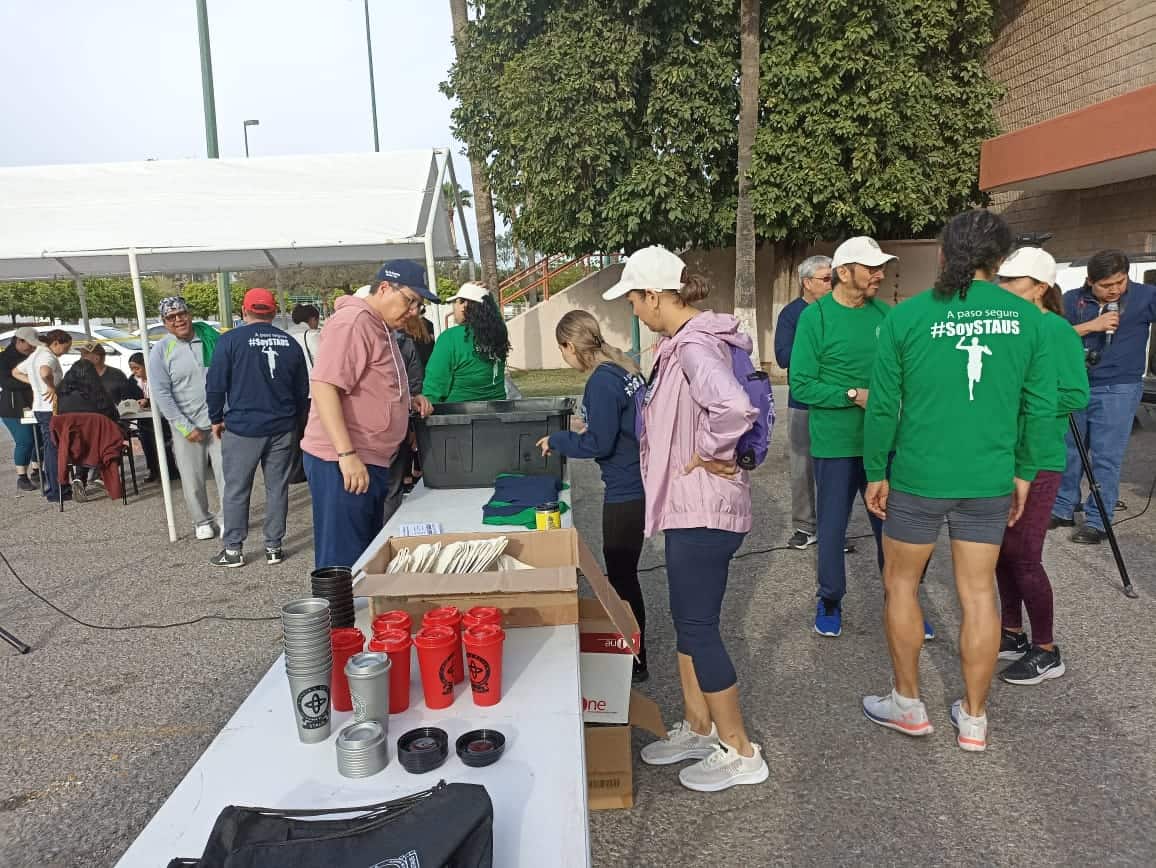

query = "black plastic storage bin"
[416,397,576,489]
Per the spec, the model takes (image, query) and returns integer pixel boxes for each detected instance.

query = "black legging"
[602,498,647,668]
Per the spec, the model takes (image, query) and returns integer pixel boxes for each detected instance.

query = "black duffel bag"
[166,781,492,868]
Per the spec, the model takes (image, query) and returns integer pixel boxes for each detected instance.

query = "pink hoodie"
[640,312,758,537]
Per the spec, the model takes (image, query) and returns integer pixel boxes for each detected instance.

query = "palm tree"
[734,0,760,360]
[449,0,501,292]
[443,181,473,250]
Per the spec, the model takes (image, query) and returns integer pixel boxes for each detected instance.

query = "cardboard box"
[356,528,640,638]
[579,598,640,725]
[585,691,666,811]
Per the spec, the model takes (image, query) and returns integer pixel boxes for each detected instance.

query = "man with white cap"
[788,237,897,639]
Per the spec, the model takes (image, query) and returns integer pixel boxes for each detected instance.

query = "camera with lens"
[1084,347,1102,367]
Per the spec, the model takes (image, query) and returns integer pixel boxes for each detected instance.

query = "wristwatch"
[847,388,859,402]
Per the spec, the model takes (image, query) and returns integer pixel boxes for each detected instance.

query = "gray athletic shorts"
[884,489,1012,546]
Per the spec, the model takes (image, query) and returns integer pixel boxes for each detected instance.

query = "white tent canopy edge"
[0,148,471,542]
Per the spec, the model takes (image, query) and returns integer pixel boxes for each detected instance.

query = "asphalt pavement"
[1,390,1154,866]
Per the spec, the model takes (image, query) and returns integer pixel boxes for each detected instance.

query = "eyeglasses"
[164,312,190,323]
[808,274,833,284]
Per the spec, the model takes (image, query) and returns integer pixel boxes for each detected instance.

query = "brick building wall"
[986,0,1156,260]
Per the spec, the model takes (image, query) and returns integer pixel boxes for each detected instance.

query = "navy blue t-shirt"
[1063,281,1156,387]
[206,322,309,437]
[774,296,809,410]
[547,362,644,503]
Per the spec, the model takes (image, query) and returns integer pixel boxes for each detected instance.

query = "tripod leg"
[1068,415,1139,598]
[0,625,31,654]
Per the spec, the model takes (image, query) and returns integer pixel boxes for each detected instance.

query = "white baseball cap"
[602,246,686,300]
[997,247,1057,286]
[353,284,373,298]
[831,236,897,270]
[13,327,39,344]
[448,281,491,304]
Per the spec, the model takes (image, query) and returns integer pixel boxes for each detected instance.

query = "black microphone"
[1105,301,1119,347]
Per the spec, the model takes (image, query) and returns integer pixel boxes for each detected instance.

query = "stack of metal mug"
[336,720,390,778]
[281,598,334,744]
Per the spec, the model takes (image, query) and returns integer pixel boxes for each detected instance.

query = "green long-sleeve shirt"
[788,293,890,457]
[422,325,507,404]
[864,280,1057,497]
[1024,311,1089,475]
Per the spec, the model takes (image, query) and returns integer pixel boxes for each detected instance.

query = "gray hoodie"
[148,333,211,436]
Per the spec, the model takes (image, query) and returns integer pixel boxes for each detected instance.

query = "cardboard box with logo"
[356,526,665,810]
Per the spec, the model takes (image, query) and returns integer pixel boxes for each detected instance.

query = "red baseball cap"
[243,288,277,314]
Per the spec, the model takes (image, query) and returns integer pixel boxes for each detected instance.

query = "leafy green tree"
[444,0,1001,252]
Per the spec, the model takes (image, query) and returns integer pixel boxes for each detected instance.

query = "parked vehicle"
[0,324,140,376]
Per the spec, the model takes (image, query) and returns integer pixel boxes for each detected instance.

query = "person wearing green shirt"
[789,236,893,639]
[994,247,1088,687]
[422,281,510,404]
[861,210,1057,754]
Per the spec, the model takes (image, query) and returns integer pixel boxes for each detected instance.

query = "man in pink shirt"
[302,260,437,567]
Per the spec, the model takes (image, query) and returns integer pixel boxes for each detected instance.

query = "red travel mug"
[422,607,463,684]
[329,627,365,712]
[463,624,505,707]
[462,606,503,631]
[372,610,412,637]
[368,628,413,714]
[413,625,457,710]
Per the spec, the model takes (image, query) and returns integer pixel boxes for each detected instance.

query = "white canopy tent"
[0,148,471,541]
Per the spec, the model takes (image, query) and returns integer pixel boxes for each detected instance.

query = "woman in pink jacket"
[602,246,768,793]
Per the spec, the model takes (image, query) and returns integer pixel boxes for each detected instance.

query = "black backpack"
[166,781,492,868]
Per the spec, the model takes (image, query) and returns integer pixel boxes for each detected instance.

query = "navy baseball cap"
[374,260,438,302]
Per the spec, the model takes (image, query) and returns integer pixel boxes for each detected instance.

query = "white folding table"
[116,479,591,867]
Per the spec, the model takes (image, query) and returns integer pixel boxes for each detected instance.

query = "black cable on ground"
[1111,470,1156,527]
[0,548,279,632]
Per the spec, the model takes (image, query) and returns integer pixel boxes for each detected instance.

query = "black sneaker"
[1048,515,1075,530]
[1001,645,1065,685]
[998,629,1030,660]
[16,475,36,493]
[1071,526,1106,545]
[210,549,244,568]
[265,547,284,565]
[631,662,650,685]
[787,530,817,549]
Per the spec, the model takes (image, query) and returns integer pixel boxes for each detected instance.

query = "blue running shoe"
[924,619,935,640]
[813,599,842,637]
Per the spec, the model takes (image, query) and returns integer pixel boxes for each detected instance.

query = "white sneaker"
[640,720,719,766]
[194,523,216,541]
[862,689,934,736]
[678,741,769,793]
[950,699,988,752]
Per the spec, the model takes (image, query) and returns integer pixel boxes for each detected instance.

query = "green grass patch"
[510,368,588,397]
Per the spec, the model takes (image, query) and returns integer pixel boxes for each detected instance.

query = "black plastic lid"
[455,729,506,768]
[397,727,449,774]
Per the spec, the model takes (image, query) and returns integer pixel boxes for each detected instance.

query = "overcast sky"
[0,0,480,250]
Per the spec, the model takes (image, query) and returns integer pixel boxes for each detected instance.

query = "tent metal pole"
[75,278,91,335]
[425,151,451,333]
[129,248,178,543]
[445,154,476,280]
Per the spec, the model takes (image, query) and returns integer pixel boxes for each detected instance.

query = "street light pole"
[194,0,231,325]
[243,119,260,158]
[363,0,380,152]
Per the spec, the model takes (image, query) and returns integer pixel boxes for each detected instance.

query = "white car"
[0,324,142,376]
